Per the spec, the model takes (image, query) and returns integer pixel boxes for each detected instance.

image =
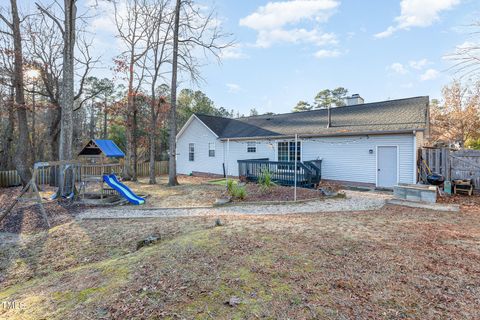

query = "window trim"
[208,142,215,157]
[247,141,257,153]
[189,143,195,161]
[277,141,301,162]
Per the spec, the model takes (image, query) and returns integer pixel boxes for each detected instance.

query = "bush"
[465,138,480,150]
[232,185,247,199]
[227,179,235,193]
[226,179,246,199]
[258,168,275,192]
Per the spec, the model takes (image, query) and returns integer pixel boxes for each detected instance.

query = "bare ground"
[0,204,479,319]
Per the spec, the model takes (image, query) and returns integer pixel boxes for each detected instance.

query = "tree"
[35,0,96,193]
[176,89,233,127]
[331,87,348,107]
[82,77,115,139]
[114,0,153,181]
[23,9,97,163]
[143,0,173,184]
[292,100,312,112]
[96,78,115,139]
[445,21,480,78]
[167,0,232,186]
[0,0,33,186]
[0,28,15,171]
[249,108,259,116]
[168,0,181,186]
[314,87,348,109]
[430,81,480,147]
[465,137,480,149]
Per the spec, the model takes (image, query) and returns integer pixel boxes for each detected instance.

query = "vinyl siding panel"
[177,117,224,175]
[223,140,276,176]
[302,134,415,184]
[178,119,415,185]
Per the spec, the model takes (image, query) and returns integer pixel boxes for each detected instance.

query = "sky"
[17,0,480,115]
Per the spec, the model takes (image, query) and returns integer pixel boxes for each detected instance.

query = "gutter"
[218,128,424,142]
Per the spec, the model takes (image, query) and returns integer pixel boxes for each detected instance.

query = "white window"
[278,141,301,162]
[189,143,195,161]
[247,142,256,153]
[208,142,215,157]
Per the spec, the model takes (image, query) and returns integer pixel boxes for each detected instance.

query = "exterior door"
[377,146,398,188]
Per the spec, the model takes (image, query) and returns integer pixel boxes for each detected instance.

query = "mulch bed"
[233,183,324,202]
[0,186,88,233]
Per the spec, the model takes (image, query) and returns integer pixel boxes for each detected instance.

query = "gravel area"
[76,190,392,219]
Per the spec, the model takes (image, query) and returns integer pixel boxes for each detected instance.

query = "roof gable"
[78,139,125,158]
[176,114,220,140]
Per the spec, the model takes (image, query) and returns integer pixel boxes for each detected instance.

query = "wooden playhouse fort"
[78,139,145,205]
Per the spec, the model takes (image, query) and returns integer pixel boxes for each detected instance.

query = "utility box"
[444,181,452,195]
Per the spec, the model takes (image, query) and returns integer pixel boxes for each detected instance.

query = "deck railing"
[238,159,322,188]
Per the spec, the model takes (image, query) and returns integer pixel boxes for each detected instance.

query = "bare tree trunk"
[0,90,15,171]
[133,106,138,180]
[10,0,32,186]
[124,58,136,181]
[103,98,108,139]
[58,0,76,194]
[47,106,61,186]
[89,103,95,139]
[149,101,157,184]
[31,86,36,162]
[47,107,61,160]
[168,0,181,186]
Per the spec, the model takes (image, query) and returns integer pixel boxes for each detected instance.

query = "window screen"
[189,143,195,161]
[247,142,256,153]
[208,142,215,157]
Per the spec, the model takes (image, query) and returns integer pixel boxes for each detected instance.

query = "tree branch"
[35,3,65,35]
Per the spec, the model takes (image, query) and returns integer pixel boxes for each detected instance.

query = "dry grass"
[1,204,480,319]
[122,175,224,208]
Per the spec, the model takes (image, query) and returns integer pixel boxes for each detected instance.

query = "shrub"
[258,168,275,192]
[233,185,247,200]
[227,179,235,193]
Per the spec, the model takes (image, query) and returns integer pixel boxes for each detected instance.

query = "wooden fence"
[421,148,480,189]
[0,161,168,188]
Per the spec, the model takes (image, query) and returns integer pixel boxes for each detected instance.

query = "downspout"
[327,105,331,128]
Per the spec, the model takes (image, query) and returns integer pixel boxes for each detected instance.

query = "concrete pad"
[387,199,460,212]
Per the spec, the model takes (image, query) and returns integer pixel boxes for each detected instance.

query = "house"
[176,95,429,188]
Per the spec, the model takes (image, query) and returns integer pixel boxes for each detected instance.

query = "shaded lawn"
[1,206,480,319]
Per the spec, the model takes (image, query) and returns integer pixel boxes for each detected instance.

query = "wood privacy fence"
[0,161,168,188]
[421,148,480,189]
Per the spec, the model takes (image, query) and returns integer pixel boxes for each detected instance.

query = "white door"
[377,146,398,188]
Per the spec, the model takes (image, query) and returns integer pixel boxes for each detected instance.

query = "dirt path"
[76,190,392,219]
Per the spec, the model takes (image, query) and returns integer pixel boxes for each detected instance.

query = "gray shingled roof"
[195,96,429,140]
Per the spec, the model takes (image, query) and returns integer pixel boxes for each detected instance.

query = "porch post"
[226,138,230,190]
[294,134,297,202]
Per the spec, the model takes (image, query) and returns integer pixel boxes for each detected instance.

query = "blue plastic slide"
[103,174,145,205]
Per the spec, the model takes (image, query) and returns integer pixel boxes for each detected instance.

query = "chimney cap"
[345,94,364,106]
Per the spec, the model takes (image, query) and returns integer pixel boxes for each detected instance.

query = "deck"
[237,159,322,188]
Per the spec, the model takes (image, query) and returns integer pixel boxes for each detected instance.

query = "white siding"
[223,140,276,176]
[178,118,416,185]
[301,134,415,185]
[177,117,224,175]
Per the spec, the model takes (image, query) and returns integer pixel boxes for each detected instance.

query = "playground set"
[0,140,145,227]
